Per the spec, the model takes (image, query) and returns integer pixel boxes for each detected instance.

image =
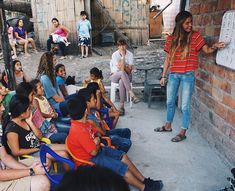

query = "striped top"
[164,31,206,73]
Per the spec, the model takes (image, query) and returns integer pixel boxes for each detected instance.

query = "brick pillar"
[190,0,235,165]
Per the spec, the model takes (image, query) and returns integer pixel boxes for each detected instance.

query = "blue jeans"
[53,117,71,134]
[90,147,128,177]
[166,72,195,130]
[49,132,67,143]
[109,128,132,153]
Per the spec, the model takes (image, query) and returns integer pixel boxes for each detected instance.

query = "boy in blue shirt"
[77,11,92,58]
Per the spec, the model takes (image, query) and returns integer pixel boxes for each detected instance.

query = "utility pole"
[0,0,15,90]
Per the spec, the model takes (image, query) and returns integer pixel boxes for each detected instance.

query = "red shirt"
[67,120,98,166]
[164,31,206,73]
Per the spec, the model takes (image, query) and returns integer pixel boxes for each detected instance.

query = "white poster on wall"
[216,10,235,70]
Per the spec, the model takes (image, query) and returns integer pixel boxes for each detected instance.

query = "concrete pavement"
[116,101,230,191]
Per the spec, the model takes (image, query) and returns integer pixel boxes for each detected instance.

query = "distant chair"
[39,144,76,191]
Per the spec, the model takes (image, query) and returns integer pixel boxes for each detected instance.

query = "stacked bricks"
[190,0,235,164]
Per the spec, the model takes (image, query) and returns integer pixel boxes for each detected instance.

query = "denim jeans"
[109,128,132,153]
[49,132,67,143]
[53,117,71,134]
[166,71,195,130]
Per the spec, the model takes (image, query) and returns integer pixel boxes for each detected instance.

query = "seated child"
[87,82,119,128]
[79,87,131,153]
[83,67,105,94]
[55,64,69,97]
[30,79,68,143]
[66,94,163,191]
[2,94,68,159]
[13,60,31,86]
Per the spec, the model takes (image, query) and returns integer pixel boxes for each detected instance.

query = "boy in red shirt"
[66,94,163,191]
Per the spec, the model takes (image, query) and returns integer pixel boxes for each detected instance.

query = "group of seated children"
[0,55,163,191]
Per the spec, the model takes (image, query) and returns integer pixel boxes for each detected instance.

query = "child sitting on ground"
[13,60,31,86]
[66,94,163,191]
[55,64,69,97]
[30,79,67,143]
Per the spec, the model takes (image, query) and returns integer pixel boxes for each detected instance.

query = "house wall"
[190,0,235,165]
[31,0,85,52]
[91,0,149,45]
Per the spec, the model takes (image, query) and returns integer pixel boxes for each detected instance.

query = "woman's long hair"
[36,52,56,87]
[2,95,30,154]
[169,11,193,65]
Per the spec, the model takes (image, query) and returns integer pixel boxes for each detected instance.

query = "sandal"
[171,134,186,142]
[154,126,172,132]
[132,96,140,104]
[118,108,125,116]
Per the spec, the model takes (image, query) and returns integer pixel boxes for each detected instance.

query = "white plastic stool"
[110,82,132,108]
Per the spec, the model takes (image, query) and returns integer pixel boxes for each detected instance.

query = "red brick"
[225,69,235,83]
[214,65,225,78]
[214,27,221,37]
[190,4,201,15]
[232,84,235,97]
[217,0,232,10]
[203,93,215,109]
[232,0,235,9]
[220,81,231,94]
[214,102,228,120]
[212,13,223,25]
[227,110,235,125]
[199,70,212,83]
[212,87,223,102]
[223,94,235,110]
[202,15,212,25]
[212,76,221,88]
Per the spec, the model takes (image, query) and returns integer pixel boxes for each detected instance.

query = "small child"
[30,79,67,143]
[87,82,119,128]
[83,67,105,94]
[55,64,69,97]
[13,60,30,86]
[7,23,17,59]
[52,33,71,46]
[77,11,92,58]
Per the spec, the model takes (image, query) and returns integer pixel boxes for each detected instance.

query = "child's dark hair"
[15,82,33,97]
[56,166,130,191]
[67,95,87,120]
[13,60,22,71]
[78,88,96,102]
[16,19,23,27]
[1,70,8,88]
[90,67,103,80]
[55,64,65,74]
[2,95,30,154]
[87,82,100,96]
[80,11,87,16]
[30,79,41,93]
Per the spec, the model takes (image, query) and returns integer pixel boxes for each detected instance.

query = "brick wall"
[190,0,235,164]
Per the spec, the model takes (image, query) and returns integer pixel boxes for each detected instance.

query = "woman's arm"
[99,81,106,94]
[52,94,65,102]
[7,132,39,156]
[59,84,68,97]
[14,32,23,40]
[61,25,70,38]
[160,54,170,86]
[202,42,225,54]
[0,147,28,169]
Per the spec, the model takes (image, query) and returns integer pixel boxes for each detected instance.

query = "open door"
[149,6,163,38]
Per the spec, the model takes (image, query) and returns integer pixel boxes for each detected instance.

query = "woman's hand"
[160,77,166,86]
[212,42,225,49]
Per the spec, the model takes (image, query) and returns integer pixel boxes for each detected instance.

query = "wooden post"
[84,0,92,55]
[0,0,15,90]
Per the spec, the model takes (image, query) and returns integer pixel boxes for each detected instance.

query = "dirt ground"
[0,41,166,87]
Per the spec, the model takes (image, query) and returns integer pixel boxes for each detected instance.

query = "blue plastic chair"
[39,144,76,190]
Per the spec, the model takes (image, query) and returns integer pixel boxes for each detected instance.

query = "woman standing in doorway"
[154,11,225,142]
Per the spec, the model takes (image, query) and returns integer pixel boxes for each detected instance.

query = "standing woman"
[47,18,70,60]
[154,11,225,142]
[14,19,37,57]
